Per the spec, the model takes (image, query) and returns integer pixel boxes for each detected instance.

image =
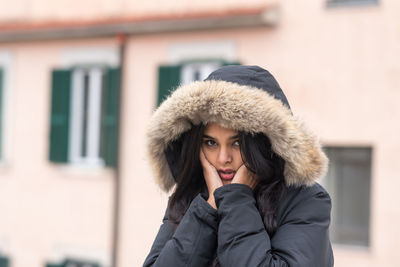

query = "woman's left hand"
[231,164,258,190]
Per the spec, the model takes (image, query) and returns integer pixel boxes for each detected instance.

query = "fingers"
[199,149,210,168]
[200,150,217,177]
[200,149,223,209]
[232,164,257,190]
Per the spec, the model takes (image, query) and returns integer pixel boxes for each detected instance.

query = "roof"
[0,5,279,42]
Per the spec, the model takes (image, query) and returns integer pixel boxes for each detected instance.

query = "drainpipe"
[111,33,126,267]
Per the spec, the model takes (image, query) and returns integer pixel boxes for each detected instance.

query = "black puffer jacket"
[144,65,334,267]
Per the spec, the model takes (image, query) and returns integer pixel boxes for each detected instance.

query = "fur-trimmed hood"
[146,65,328,192]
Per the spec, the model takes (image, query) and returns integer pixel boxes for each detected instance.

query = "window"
[46,258,101,267]
[0,68,3,160]
[327,0,378,7]
[157,60,240,106]
[0,52,13,164]
[69,68,105,165]
[180,62,223,85]
[322,147,372,246]
[49,67,120,167]
[0,255,9,267]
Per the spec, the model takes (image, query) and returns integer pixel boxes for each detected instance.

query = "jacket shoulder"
[276,182,332,226]
[286,182,330,203]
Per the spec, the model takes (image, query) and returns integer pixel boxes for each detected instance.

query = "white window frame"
[181,62,222,85]
[60,47,119,168]
[0,52,14,167]
[0,235,9,256]
[69,67,104,166]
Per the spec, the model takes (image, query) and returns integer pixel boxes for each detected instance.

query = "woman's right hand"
[200,149,223,209]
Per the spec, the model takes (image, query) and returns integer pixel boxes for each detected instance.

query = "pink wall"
[1,0,400,266]
[0,38,119,267]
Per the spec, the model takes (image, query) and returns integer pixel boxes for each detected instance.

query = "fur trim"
[146,80,328,192]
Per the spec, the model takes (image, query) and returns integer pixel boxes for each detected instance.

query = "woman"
[144,65,334,266]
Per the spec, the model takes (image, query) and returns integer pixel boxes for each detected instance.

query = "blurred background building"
[0,0,399,266]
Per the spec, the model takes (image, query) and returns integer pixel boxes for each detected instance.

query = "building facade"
[0,0,399,266]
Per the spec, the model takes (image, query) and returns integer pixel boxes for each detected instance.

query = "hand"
[199,149,223,209]
[231,164,258,190]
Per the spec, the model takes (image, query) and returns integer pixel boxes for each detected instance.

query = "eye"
[232,140,240,147]
[204,139,217,147]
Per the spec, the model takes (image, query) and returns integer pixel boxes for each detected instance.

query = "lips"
[218,169,235,180]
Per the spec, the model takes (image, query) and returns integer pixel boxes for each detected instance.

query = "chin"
[222,180,232,186]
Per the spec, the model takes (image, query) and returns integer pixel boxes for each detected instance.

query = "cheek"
[233,150,244,168]
[202,147,218,166]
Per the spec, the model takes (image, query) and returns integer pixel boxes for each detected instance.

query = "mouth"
[218,169,235,180]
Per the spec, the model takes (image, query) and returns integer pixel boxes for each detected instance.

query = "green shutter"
[49,69,71,163]
[156,62,239,107]
[100,67,120,167]
[0,256,9,267]
[222,61,241,66]
[0,68,3,160]
[45,258,101,267]
[63,258,101,267]
[157,65,181,106]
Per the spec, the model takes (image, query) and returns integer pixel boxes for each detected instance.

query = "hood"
[146,65,328,192]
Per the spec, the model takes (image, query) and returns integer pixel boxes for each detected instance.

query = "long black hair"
[166,124,286,265]
[166,124,207,223]
[239,132,286,235]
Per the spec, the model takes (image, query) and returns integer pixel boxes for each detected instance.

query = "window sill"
[332,243,371,253]
[326,0,379,8]
[52,162,114,177]
[0,160,11,173]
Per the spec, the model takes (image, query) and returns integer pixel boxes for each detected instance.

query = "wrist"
[207,196,217,210]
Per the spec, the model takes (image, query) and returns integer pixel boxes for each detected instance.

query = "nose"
[217,146,232,165]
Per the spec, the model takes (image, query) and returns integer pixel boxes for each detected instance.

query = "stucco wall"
[1,0,400,266]
[0,38,119,267]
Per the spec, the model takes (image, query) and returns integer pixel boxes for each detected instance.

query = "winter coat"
[144,65,334,266]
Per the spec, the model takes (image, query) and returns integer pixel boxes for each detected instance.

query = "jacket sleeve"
[143,194,218,267]
[214,183,333,267]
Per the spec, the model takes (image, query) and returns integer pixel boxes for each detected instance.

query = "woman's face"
[202,123,244,186]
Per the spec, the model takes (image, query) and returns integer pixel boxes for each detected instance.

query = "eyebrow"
[202,134,239,140]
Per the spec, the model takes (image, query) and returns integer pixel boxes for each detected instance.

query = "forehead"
[203,123,238,137]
